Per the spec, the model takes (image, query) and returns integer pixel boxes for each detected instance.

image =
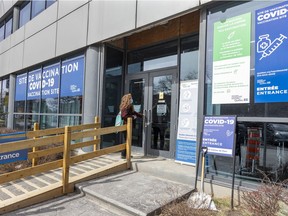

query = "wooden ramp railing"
[0,117,132,214]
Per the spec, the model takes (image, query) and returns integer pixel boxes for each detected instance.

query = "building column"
[12,7,20,32]
[82,45,103,152]
[7,74,15,129]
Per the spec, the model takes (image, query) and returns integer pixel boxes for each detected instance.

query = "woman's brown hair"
[119,93,134,111]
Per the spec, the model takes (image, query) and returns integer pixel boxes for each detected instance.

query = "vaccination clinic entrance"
[126,68,178,158]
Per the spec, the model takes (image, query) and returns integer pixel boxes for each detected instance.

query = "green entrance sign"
[212,13,251,104]
[213,13,251,61]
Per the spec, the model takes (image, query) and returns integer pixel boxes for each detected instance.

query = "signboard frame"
[195,115,237,209]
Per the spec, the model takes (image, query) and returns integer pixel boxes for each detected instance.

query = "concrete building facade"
[1,0,288,187]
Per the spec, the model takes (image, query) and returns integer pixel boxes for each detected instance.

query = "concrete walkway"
[4,154,203,216]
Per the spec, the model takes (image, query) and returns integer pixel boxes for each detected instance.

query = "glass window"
[13,55,84,131]
[205,1,288,118]
[19,2,31,28]
[15,73,27,113]
[59,56,84,114]
[14,114,25,131]
[103,47,123,117]
[59,115,81,128]
[4,17,13,38]
[26,114,38,131]
[0,82,3,127]
[127,40,178,73]
[207,121,288,182]
[102,46,123,148]
[59,96,82,114]
[40,114,57,129]
[41,63,60,114]
[0,23,4,41]
[0,79,9,127]
[205,1,288,183]
[27,69,41,113]
[46,0,56,8]
[32,0,45,19]
[180,36,199,81]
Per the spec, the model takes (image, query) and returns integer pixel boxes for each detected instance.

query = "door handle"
[144,109,148,127]
[148,109,152,126]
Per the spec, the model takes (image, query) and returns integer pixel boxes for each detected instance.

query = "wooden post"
[32,122,39,167]
[126,117,132,169]
[94,116,100,151]
[63,126,71,194]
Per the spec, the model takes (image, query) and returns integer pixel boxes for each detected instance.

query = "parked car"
[266,123,288,146]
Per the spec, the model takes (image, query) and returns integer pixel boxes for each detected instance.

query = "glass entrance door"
[126,68,177,158]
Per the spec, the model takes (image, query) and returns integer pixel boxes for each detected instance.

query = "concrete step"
[4,156,196,216]
[4,191,123,216]
[75,170,193,216]
[131,155,196,186]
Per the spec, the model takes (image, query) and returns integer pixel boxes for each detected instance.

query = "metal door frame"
[125,67,178,158]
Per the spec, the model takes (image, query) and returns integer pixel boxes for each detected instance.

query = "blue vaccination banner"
[27,69,42,100]
[175,140,197,164]
[15,73,27,101]
[60,56,84,97]
[42,63,60,99]
[0,132,27,164]
[175,81,198,165]
[202,116,236,157]
[255,1,288,103]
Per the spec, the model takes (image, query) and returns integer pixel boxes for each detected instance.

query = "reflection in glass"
[206,121,288,183]
[14,101,25,113]
[127,40,178,73]
[19,2,31,28]
[102,46,123,148]
[27,99,40,114]
[205,2,280,118]
[0,79,9,127]
[14,114,25,131]
[47,0,56,8]
[102,117,117,148]
[151,75,172,151]
[26,115,39,131]
[41,98,58,113]
[204,0,288,184]
[4,17,12,38]
[60,96,82,114]
[129,79,144,147]
[0,24,4,41]
[180,36,199,81]
[13,56,83,131]
[144,56,177,71]
[59,116,81,128]
[32,0,45,18]
[40,115,58,129]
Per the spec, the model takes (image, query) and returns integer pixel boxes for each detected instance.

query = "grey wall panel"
[0,0,14,17]
[0,36,11,54]
[56,4,88,56]
[0,51,9,76]
[58,0,88,19]
[136,0,199,27]
[8,42,24,73]
[10,26,24,47]
[87,0,136,45]
[200,0,213,4]
[23,24,57,68]
[25,3,58,39]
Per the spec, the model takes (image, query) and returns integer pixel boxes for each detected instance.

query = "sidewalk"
[3,154,229,216]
